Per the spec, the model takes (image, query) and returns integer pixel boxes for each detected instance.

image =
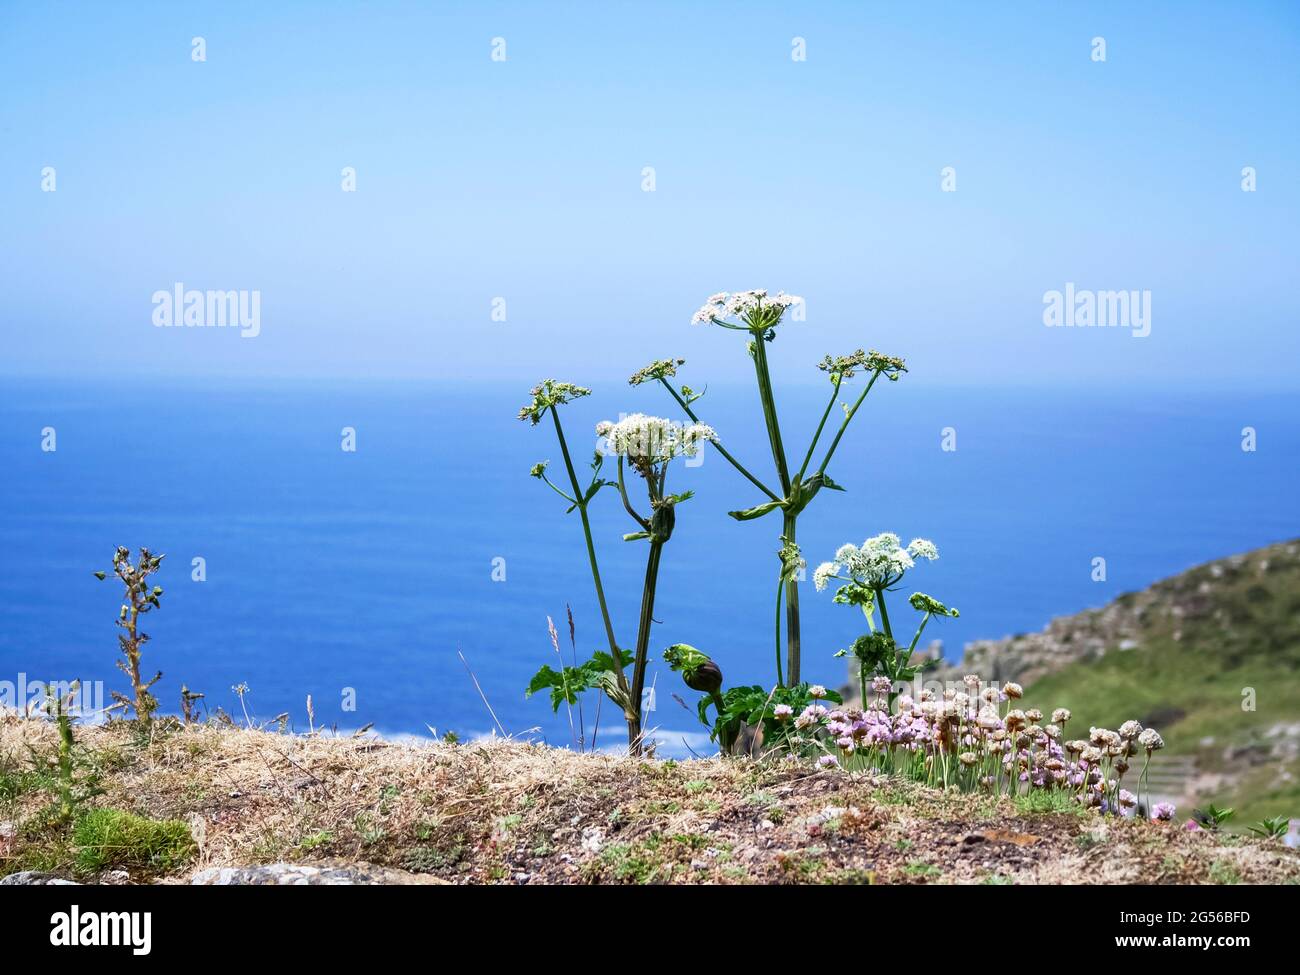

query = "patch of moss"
[71,808,195,874]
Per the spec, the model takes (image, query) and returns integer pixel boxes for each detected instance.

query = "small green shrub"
[72,808,195,873]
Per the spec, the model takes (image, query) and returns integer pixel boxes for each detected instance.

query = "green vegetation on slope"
[1024,540,1300,825]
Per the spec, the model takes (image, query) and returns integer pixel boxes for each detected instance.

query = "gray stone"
[0,871,80,886]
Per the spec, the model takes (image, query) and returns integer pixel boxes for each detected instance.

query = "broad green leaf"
[727,499,785,521]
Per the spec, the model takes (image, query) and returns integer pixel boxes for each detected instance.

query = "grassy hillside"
[1021,540,1300,825]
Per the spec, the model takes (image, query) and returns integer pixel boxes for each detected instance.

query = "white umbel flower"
[813,561,838,592]
[822,531,935,588]
[691,289,804,326]
[907,538,938,561]
[597,414,717,462]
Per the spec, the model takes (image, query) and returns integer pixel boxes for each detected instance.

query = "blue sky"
[1,1,1296,387]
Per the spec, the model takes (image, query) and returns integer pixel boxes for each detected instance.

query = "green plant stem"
[751,336,791,494]
[54,699,75,823]
[875,586,894,642]
[550,408,626,691]
[907,612,933,657]
[657,379,779,502]
[782,513,801,686]
[616,458,650,530]
[796,376,842,483]
[773,573,785,687]
[123,598,150,729]
[817,369,881,476]
[628,540,664,754]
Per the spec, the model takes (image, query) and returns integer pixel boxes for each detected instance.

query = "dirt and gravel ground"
[3,718,1297,885]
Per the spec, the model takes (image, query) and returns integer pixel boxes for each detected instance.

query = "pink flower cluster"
[791,676,1171,818]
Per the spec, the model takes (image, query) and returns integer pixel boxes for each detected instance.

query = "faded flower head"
[1138,728,1165,753]
[628,358,685,387]
[518,379,592,425]
[1090,726,1120,749]
[529,461,549,479]
[691,289,804,330]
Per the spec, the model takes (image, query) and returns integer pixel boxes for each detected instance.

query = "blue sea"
[2,378,1296,753]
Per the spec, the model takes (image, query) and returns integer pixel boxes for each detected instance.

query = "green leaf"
[816,472,846,492]
[727,499,785,521]
[697,696,713,727]
[622,531,650,542]
[526,649,630,712]
[590,649,634,671]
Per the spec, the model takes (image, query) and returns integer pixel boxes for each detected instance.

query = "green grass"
[1022,541,1300,824]
[903,861,942,878]
[0,762,46,803]
[71,808,195,874]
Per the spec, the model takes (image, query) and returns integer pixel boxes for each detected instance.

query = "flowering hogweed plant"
[519,379,641,748]
[522,289,909,755]
[815,532,956,705]
[520,372,721,754]
[593,412,714,747]
[646,289,907,686]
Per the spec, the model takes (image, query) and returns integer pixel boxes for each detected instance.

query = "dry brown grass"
[3,715,1297,885]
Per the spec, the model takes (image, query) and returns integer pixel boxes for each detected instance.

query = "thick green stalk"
[550,408,624,686]
[773,573,784,686]
[751,336,791,494]
[628,540,664,754]
[54,698,75,822]
[783,513,801,686]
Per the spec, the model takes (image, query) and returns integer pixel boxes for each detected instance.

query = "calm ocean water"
[2,379,1296,754]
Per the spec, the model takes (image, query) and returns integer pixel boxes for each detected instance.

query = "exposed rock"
[927,540,1300,688]
[189,861,448,885]
[0,871,80,885]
